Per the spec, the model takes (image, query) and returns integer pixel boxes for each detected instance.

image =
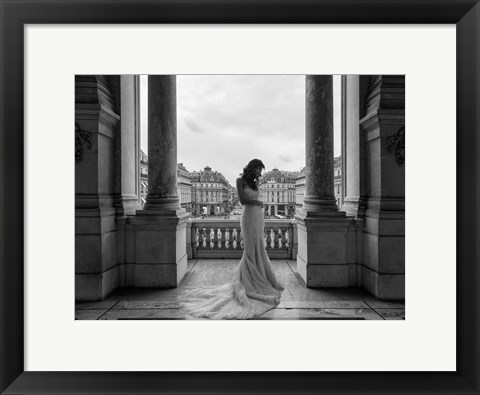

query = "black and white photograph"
[75,74,405,320]
[4,1,479,391]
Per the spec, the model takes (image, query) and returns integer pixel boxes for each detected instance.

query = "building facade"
[334,155,343,208]
[177,163,193,211]
[190,166,229,216]
[259,168,298,219]
[295,167,306,211]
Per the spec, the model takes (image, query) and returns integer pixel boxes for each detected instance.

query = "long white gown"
[179,184,284,319]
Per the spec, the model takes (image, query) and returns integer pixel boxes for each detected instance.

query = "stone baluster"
[232,228,237,249]
[280,229,287,248]
[198,228,204,248]
[266,228,272,249]
[273,229,280,249]
[213,228,219,249]
[220,228,227,249]
[227,228,233,250]
[206,227,212,248]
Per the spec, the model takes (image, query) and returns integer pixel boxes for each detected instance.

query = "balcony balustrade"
[186,219,298,260]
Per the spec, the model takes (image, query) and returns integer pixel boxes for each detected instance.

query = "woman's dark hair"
[242,159,265,191]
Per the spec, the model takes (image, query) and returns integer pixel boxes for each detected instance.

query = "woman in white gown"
[179,159,284,319]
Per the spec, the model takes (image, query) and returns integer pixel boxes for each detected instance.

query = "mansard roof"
[262,167,299,183]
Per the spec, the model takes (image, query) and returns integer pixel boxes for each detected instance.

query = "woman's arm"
[236,178,263,207]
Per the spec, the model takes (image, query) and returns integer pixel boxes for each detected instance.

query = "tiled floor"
[75,259,405,320]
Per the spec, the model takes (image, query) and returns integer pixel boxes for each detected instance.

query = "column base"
[303,197,339,213]
[295,212,353,288]
[136,206,188,218]
[142,196,183,213]
[130,211,189,287]
[296,208,346,219]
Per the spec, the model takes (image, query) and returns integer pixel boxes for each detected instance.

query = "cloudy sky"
[140,75,341,186]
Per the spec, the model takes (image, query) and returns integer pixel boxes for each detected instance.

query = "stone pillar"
[143,75,180,212]
[360,75,405,301]
[303,75,338,214]
[357,75,378,218]
[341,75,361,217]
[131,75,189,288]
[75,75,120,301]
[275,205,278,215]
[113,75,141,216]
[296,75,352,288]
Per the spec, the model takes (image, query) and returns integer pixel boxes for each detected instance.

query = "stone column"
[303,75,339,214]
[131,75,189,288]
[143,75,181,213]
[296,75,354,289]
[341,75,361,217]
[113,75,141,216]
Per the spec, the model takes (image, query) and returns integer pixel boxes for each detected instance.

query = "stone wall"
[75,76,120,301]
[359,76,405,300]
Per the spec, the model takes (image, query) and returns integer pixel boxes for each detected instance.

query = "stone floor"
[75,259,405,320]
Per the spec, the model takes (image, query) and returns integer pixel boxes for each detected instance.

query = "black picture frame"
[1,1,479,394]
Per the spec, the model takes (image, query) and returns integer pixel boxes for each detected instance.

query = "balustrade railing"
[186,219,298,259]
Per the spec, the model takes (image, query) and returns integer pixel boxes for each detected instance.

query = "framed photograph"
[1,1,478,394]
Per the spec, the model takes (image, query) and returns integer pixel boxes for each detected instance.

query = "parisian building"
[177,163,193,212]
[295,167,306,211]
[259,168,298,218]
[190,166,230,216]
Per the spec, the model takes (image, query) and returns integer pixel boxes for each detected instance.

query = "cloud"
[278,155,292,163]
[140,75,343,185]
[184,118,205,134]
[173,75,345,184]
[178,75,305,139]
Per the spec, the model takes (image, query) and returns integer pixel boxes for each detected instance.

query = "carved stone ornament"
[387,126,405,166]
[75,122,92,164]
